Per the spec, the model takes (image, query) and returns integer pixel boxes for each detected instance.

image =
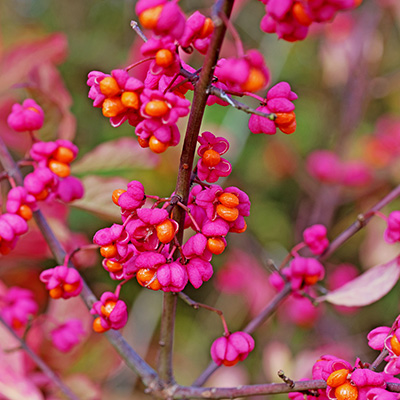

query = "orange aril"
[391,335,400,356]
[144,100,169,117]
[279,120,296,134]
[327,369,350,387]
[304,274,320,286]
[136,268,161,290]
[27,106,41,114]
[138,137,149,148]
[48,159,70,178]
[53,146,75,164]
[49,286,63,299]
[102,97,126,117]
[121,91,140,109]
[219,193,239,208]
[206,237,226,255]
[17,204,33,221]
[155,49,174,68]
[202,149,221,167]
[230,221,247,233]
[149,136,169,153]
[99,76,121,97]
[101,300,117,317]
[222,356,240,367]
[63,281,80,293]
[275,111,296,126]
[156,219,175,243]
[100,244,118,259]
[334,382,358,400]
[139,5,163,29]
[112,189,126,205]
[241,68,266,92]
[34,189,49,201]
[106,260,123,273]
[216,204,239,222]
[292,2,313,26]
[199,17,214,38]
[93,317,108,333]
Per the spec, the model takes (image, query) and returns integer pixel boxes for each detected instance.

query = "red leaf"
[317,256,400,307]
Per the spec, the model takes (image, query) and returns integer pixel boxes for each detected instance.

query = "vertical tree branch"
[157,0,235,384]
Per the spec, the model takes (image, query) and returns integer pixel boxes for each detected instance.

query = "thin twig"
[208,85,276,120]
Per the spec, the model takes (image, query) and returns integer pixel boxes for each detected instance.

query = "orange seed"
[121,91,140,109]
[102,97,126,117]
[17,204,33,221]
[202,149,221,167]
[391,335,400,356]
[99,76,121,97]
[216,204,239,222]
[219,193,239,208]
[155,49,174,68]
[149,136,169,154]
[101,300,117,317]
[112,189,126,205]
[292,2,313,26]
[241,68,266,93]
[334,382,358,400]
[144,100,170,117]
[327,369,350,388]
[206,237,226,255]
[48,159,71,178]
[53,146,75,164]
[199,17,214,38]
[93,317,108,333]
[139,5,163,29]
[106,260,123,273]
[156,219,175,244]
[100,244,118,259]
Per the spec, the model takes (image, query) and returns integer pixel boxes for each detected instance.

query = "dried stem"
[171,379,328,399]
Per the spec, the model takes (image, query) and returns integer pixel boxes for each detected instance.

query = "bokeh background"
[1,0,400,398]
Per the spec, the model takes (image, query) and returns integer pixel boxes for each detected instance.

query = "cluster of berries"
[0,100,83,256]
[290,345,400,400]
[89,175,250,332]
[86,0,301,154]
[259,0,362,42]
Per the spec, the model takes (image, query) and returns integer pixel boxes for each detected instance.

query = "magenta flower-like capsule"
[40,265,83,300]
[1,286,38,330]
[210,331,255,367]
[303,224,329,255]
[289,256,325,290]
[7,99,44,132]
[384,211,400,244]
[90,292,128,333]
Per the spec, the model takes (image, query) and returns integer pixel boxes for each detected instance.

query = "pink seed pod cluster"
[210,331,255,367]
